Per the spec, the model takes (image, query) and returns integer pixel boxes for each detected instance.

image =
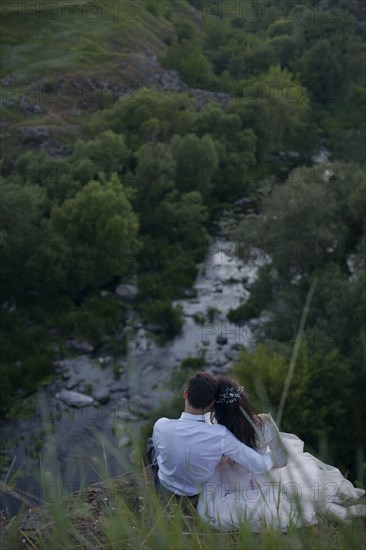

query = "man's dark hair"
[187,372,218,409]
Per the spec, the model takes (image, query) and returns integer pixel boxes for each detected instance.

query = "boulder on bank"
[224,347,241,361]
[115,284,138,302]
[93,388,111,405]
[66,340,94,353]
[55,389,94,407]
[180,288,197,299]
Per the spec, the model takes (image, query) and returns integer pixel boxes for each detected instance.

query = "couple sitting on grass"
[147,372,366,532]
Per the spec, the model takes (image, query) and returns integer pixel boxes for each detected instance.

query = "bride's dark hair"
[212,377,262,449]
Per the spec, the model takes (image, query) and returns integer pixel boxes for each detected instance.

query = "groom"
[147,372,275,498]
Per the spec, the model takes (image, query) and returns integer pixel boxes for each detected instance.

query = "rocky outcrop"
[18,126,48,145]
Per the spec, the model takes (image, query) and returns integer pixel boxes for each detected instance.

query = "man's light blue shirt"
[152,412,274,496]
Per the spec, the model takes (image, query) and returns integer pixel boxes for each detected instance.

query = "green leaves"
[73,130,130,178]
[232,342,353,454]
[132,141,176,219]
[292,7,365,104]
[173,133,218,198]
[164,38,215,87]
[49,173,141,292]
[0,181,47,299]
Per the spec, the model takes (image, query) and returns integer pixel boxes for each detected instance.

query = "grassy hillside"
[0,0,185,76]
[0,0,196,156]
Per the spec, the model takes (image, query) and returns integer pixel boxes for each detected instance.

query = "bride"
[197,377,366,532]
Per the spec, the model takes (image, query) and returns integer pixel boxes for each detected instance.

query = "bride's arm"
[258,413,288,468]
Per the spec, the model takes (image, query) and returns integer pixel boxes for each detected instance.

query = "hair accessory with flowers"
[216,385,244,404]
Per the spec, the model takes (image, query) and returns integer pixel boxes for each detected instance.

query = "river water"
[1,207,271,515]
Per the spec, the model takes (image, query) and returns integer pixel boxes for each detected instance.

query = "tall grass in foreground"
[1,428,365,550]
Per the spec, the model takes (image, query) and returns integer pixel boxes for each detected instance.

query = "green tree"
[194,102,242,138]
[292,8,364,104]
[234,168,343,282]
[131,141,176,225]
[12,151,82,203]
[90,88,196,147]
[193,102,257,199]
[0,181,46,299]
[174,20,198,43]
[228,65,309,160]
[164,39,215,87]
[49,173,141,292]
[141,299,183,340]
[172,133,218,199]
[243,42,280,76]
[232,341,353,465]
[73,130,130,179]
[155,190,209,249]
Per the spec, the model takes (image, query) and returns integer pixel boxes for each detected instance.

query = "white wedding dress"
[197,414,366,532]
